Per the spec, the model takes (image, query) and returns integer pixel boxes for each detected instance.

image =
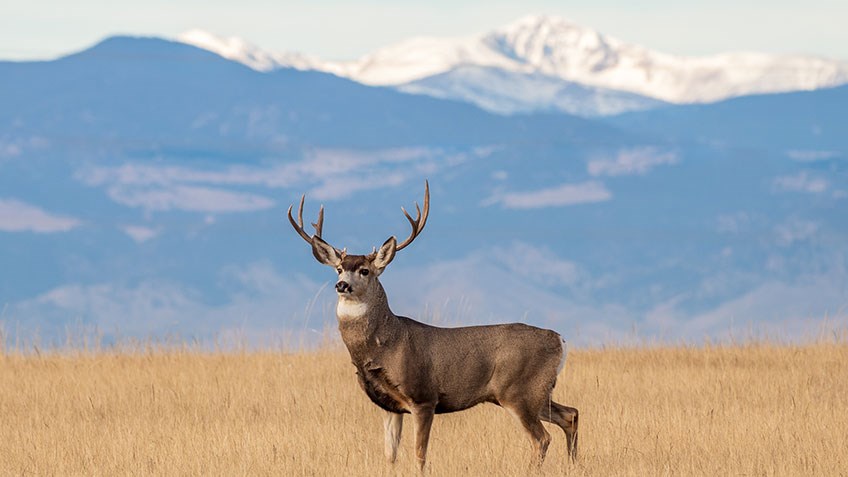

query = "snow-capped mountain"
[2,35,847,345]
[177,29,321,72]
[177,15,848,109]
[398,65,666,116]
[330,15,848,103]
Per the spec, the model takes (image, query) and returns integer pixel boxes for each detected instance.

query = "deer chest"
[353,362,411,414]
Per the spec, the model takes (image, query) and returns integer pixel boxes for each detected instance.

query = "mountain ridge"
[176,14,848,108]
[1,31,846,345]
[0,35,628,152]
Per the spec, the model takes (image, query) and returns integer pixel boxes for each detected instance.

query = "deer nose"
[336,281,352,294]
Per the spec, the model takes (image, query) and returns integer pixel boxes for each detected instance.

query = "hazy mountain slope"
[1,34,846,346]
[608,84,848,153]
[0,36,622,151]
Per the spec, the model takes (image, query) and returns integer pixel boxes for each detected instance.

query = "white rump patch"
[557,337,568,375]
[337,300,368,319]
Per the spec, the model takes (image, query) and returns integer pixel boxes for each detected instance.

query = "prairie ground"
[1,339,846,476]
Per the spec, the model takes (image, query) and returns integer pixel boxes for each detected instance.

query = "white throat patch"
[337,300,369,319]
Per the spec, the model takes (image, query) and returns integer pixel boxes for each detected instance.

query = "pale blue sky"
[2,0,846,61]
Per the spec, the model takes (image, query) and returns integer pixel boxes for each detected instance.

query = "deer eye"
[336,268,342,274]
[359,269,369,276]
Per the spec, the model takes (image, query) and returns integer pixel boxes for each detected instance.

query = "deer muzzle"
[335,281,352,294]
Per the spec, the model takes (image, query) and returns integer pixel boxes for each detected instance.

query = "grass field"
[1,338,846,476]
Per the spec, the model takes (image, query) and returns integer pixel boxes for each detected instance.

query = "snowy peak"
[176,16,848,106]
[486,14,623,68]
[177,29,319,72]
[322,35,520,86]
[483,15,639,81]
[481,15,848,102]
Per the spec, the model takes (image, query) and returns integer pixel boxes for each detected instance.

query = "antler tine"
[418,181,430,231]
[287,195,312,243]
[288,194,330,247]
[311,206,324,238]
[297,194,305,228]
[396,180,430,252]
[400,204,419,231]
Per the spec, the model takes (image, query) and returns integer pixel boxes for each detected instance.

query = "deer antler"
[287,194,325,244]
[396,180,430,252]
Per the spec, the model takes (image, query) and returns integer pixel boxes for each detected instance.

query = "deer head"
[288,181,429,301]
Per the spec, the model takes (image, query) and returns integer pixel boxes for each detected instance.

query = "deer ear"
[372,236,397,273]
[311,236,341,267]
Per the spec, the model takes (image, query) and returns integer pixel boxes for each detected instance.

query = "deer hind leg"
[383,412,404,463]
[539,401,579,461]
[506,404,552,467]
[411,405,435,471]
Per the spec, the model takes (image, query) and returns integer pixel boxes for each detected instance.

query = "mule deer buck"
[288,181,578,470]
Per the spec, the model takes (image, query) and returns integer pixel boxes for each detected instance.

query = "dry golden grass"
[1,340,847,476]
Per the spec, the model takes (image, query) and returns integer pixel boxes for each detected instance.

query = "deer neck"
[336,280,400,362]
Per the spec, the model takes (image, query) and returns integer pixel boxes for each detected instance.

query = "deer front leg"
[383,412,403,463]
[411,405,435,471]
